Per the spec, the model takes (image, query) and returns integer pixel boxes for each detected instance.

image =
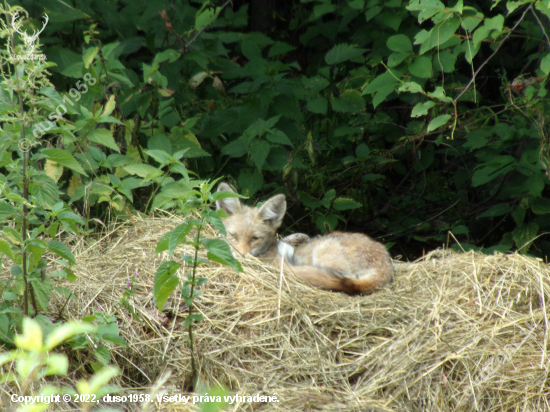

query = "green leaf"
[15,318,43,352]
[146,149,173,166]
[30,277,51,311]
[407,0,445,23]
[241,40,262,61]
[427,86,452,103]
[237,169,262,197]
[463,130,490,150]
[427,114,451,132]
[153,49,180,65]
[464,40,482,63]
[315,215,339,233]
[397,81,424,93]
[222,138,248,157]
[38,0,89,22]
[0,314,13,345]
[3,227,23,245]
[58,211,86,225]
[124,164,162,179]
[365,5,382,21]
[203,239,243,273]
[513,222,539,252]
[95,344,111,366]
[83,47,98,69]
[153,261,180,311]
[484,14,504,32]
[268,42,296,58]
[32,173,60,209]
[356,144,370,158]
[88,129,120,153]
[420,17,461,54]
[168,223,194,258]
[300,192,323,209]
[382,13,402,31]
[47,240,76,265]
[0,201,16,220]
[531,197,550,214]
[325,44,366,65]
[203,209,227,236]
[461,15,482,32]
[250,141,271,171]
[101,95,117,118]
[363,71,398,94]
[388,52,410,67]
[409,56,432,78]
[303,76,330,92]
[307,98,328,114]
[512,205,526,226]
[196,7,220,30]
[435,50,456,73]
[478,204,511,218]
[541,54,550,75]
[525,174,546,197]
[0,240,14,260]
[333,197,362,211]
[363,68,405,107]
[471,158,515,187]
[387,34,412,52]
[451,225,468,235]
[312,3,337,20]
[41,148,86,176]
[411,101,435,117]
[331,90,365,113]
[473,25,490,49]
[349,0,365,9]
[266,130,293,146]
[155,233,170,254]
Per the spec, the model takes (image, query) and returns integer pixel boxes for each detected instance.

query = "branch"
[159,1,234,54]
[453,5,532,103]
[530,7,550,51]
[182,0,233,53]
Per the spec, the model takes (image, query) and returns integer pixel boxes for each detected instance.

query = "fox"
[215,183,394,295]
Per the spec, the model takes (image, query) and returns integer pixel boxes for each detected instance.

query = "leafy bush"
[2,0,550,261]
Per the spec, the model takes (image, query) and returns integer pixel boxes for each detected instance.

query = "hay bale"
[36,216,550,410]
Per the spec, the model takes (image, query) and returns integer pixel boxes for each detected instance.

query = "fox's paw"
[281,233,311,247]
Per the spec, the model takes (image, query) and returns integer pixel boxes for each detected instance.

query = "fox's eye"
[251,236,259,242]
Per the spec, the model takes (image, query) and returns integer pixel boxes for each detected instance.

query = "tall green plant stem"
[187,222,202,388]
[16,65,29,317]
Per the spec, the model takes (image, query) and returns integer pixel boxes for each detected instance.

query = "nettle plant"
[0,6,89,342]
[153,179,243,389]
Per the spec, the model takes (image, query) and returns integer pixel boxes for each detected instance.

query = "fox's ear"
[216,183,242,216]
[258,194,286,228]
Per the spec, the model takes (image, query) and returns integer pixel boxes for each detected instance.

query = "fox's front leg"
[277,241,296,265]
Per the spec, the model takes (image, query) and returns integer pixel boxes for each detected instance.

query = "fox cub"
[216,183,394,295]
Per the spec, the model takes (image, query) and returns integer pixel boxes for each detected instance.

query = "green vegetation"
[3,0,550,259]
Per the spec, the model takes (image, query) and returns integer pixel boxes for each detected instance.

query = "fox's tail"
[287,265,392,295]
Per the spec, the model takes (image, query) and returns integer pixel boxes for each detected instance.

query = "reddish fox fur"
[216,183,394,294]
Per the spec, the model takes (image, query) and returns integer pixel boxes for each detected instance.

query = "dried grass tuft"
[29,215,550,410]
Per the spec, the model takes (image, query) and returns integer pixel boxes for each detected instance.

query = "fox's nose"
[234,242,249,256]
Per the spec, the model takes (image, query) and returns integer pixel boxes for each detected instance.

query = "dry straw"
[10,214,550,411]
